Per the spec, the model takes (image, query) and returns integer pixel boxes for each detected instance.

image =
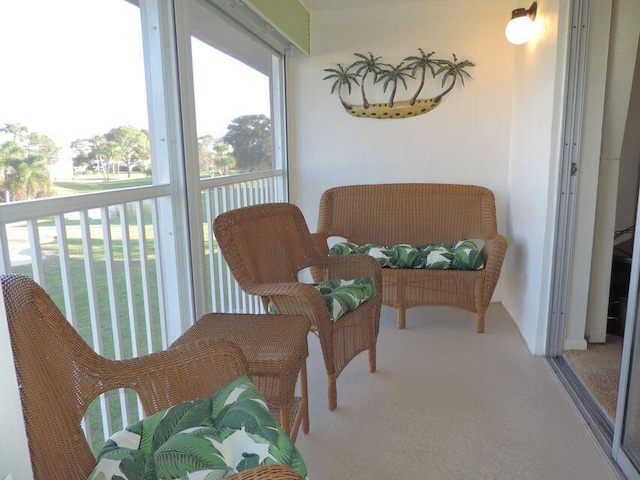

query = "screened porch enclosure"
[0,172,286,450]
[0,0,294,452]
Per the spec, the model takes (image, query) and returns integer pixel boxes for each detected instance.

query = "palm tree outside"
[0,141,23,202]
[6,152,51,200]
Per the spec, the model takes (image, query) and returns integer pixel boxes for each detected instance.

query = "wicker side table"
[171,313,311,442]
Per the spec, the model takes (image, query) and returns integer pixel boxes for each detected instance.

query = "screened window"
[0,0,153,201]
[190,0,281,178]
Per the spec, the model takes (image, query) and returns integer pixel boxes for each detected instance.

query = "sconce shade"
[505,2,538,45]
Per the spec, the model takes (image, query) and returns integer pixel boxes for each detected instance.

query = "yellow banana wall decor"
[323,50,475,119]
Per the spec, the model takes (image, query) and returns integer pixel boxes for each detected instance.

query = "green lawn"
[10,177,161,451]
[54,172,152,196]
[6,174,248,451]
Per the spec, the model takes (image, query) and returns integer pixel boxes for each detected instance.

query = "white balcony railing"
[200,170,285,314]
[0,170,284,451]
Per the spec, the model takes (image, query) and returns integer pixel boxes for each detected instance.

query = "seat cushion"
[419,243,454,269]
[88,375,307,479]
[268,276,377,323]
[315,277,377,322]
[329,241,484,270]
[451,240,485,270]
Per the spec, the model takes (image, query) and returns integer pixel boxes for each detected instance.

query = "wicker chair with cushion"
[213,202,383,411]
[0,273,304,480]
[315,183,508,332]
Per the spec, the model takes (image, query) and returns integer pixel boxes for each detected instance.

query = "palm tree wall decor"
[323,50,475,119]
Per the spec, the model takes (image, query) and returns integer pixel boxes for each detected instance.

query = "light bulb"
[505,15,535,45]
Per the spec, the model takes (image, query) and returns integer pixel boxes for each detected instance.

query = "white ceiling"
[301,0,447,12]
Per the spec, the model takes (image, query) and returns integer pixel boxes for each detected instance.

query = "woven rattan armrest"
[241,282,331,324]
[102,338,250,416]
[310,232,330,255]
[322,254,382,287]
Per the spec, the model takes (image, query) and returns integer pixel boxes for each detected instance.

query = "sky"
[0,0,270,153]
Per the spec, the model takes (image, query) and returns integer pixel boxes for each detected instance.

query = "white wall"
[288,0,577,352]
[288,0,515,302]
[502,0,567,355]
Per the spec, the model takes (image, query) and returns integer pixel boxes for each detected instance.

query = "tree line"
[199,114,273,176]
[0,123,58,202]
[71,126,151,181]
[0,114,273,203]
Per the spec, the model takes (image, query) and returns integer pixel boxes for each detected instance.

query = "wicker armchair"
[315,184,508,332]
[213,202,382,411]
[0,273,303,480]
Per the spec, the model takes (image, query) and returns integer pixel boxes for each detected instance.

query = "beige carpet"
[564,335,623,420]
[294,304,620,480]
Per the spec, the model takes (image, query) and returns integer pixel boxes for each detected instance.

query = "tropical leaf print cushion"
[316,277,377,322]
[419,243,454,269]
[88,375,308,480]
[354,243,393,267]
[328,241,358,256]
[268,276,376,323]
[328,241,484,270]
[385,244,422,269]
[451,240,484,270]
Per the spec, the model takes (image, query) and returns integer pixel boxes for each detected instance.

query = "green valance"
[246,0,310,54]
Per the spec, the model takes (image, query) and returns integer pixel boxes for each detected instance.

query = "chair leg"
[279,407,290,438]
[369,344,377,373]
[300,362,310,435]
[328,375,337,411]
[476,311,485,333]
[397,308,406,329]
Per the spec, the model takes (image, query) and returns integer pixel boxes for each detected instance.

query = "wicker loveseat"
[313,183,508,333]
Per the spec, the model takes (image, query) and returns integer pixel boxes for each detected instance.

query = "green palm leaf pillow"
[328,242,395,268]
[451,240,485,270]
[268,276,376,323]
[384,244,422,269]
[316,276,377,322]
[419,243,454,269]
[88,375,308,480]
[354,243,393,267]
[328,241,359,256]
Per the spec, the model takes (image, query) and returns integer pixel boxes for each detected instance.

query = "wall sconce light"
[505,2,538,45]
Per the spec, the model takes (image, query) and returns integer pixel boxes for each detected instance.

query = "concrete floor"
[295,303,621,480]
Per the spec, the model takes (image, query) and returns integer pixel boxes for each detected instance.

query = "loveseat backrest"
[318,183,498,246]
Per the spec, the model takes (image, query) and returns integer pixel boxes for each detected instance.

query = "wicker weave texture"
[315,184,508,332]
[1,273,303,480]
[171,313,311,440]
[213,202,382,411]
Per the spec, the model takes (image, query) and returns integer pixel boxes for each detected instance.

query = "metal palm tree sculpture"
[322,64,360,109]
[323,49,475,119]
[351,52,384,109]
[376,62,414,107]
[404,48,438,105]
[433,54,475,103]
